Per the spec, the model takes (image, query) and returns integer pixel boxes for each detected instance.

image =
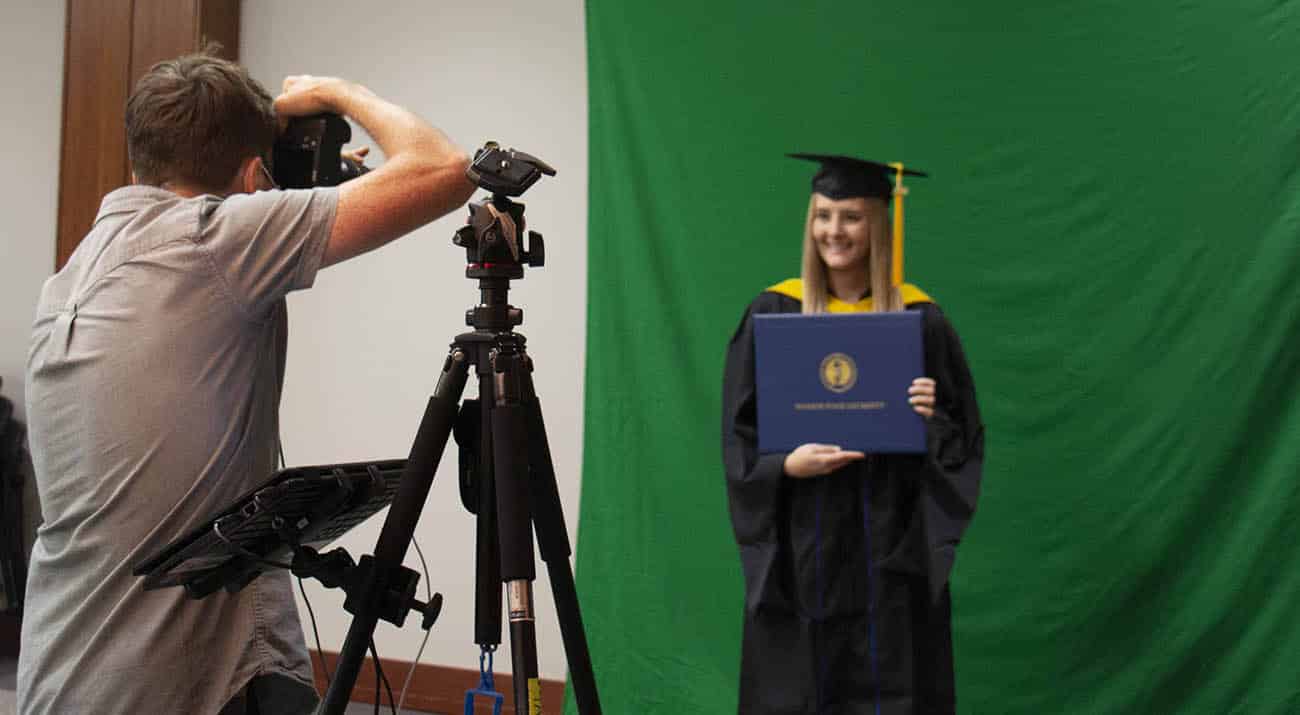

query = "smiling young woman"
[721,153,985,714]
[802,192,895,311]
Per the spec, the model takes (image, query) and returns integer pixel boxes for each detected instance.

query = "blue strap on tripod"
[464,646,505,715]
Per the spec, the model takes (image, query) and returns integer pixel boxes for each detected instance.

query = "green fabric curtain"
[574,2,1300,712]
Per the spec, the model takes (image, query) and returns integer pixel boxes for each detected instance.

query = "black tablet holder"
[135,144,601,715]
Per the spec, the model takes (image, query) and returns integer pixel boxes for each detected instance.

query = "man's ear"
[222,156,262,196]
[238,157,262,194]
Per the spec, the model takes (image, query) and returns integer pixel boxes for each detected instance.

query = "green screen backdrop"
[573,2,1300,712]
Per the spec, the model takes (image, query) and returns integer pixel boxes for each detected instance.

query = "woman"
[721,154,984,714]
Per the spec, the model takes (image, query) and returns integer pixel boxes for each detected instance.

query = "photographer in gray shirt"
[18,51,474,714]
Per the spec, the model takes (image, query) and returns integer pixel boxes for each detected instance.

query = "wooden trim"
[56,0,135,270]
[54,0,242,269]
[198,0,240,58]
[55,0,75,271]
[309,650,566,715]
[129,0,201,91]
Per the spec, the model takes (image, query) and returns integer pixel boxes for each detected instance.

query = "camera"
[272,113,368,189]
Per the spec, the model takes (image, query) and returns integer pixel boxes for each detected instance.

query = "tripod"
[318,146,601,715]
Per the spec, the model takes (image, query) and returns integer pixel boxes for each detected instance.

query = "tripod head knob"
[526,231,545,268]
[410,592,444,631]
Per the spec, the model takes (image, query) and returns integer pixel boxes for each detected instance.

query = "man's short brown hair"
[125,49,277,193]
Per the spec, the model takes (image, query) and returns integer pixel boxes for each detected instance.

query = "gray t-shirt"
[18,184,338,715]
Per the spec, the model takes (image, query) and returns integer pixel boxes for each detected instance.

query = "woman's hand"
[908,377,936,418]
[783,443,866,478]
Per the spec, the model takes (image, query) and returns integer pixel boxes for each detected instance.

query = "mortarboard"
[788,153,928,286]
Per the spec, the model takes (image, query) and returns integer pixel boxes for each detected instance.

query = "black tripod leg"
[475,365,503,648]
[491,350,543,714]
[318,349,470,715]
[520,363,603,714]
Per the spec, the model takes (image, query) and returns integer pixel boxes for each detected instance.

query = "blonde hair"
[799,194,901,314]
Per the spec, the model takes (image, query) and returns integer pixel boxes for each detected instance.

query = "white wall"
[241,1,588,680]
[0,3,63,422]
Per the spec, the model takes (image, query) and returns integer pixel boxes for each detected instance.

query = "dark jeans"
[219,682,262,715]
[219,673,319,715]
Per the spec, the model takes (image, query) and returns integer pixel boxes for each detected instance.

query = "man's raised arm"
[274,75,476,267]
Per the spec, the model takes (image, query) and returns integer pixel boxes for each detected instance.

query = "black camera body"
[272,113,368,189]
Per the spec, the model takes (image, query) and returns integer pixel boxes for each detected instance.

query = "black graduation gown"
[721,286,984,715]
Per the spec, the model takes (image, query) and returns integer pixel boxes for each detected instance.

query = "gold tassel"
[889,162,907,287]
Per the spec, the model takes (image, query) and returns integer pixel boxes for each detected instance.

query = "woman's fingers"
[786,444,868,477]
[819,449,865,473]
[908,377,935,394]
[909,376,936,417]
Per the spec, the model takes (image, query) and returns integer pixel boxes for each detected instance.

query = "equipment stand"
[320,157,601,714]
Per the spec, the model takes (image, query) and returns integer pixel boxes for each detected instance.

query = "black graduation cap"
[787,153,927,200]
[788,153,929,286]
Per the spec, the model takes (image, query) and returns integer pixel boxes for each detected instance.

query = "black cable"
[298,576,333,690]
[277,443,336,699]
[209,441,297,570]
[370,638,397,715]
[212,521,294,570]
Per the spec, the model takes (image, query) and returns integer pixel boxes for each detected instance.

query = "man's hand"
[341,146,370,167]
[272,75,366,128]
[275,73,472,267]
[908,377,936,418]
[783,443,866,478]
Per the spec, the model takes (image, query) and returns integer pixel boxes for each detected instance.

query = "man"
[17,51,474,714]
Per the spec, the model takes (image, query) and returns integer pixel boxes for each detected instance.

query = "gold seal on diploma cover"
[819,352,857,393]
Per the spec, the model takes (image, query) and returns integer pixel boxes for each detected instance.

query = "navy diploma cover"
[753,311,926,454]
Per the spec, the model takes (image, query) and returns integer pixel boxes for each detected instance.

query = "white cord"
[396,537,433,714]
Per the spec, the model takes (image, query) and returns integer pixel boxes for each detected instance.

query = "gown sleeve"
[916,302,986,602]
[721,296,792,613]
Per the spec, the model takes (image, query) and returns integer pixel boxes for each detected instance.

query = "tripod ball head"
[454,142,553,280]
[453,198,544,280]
